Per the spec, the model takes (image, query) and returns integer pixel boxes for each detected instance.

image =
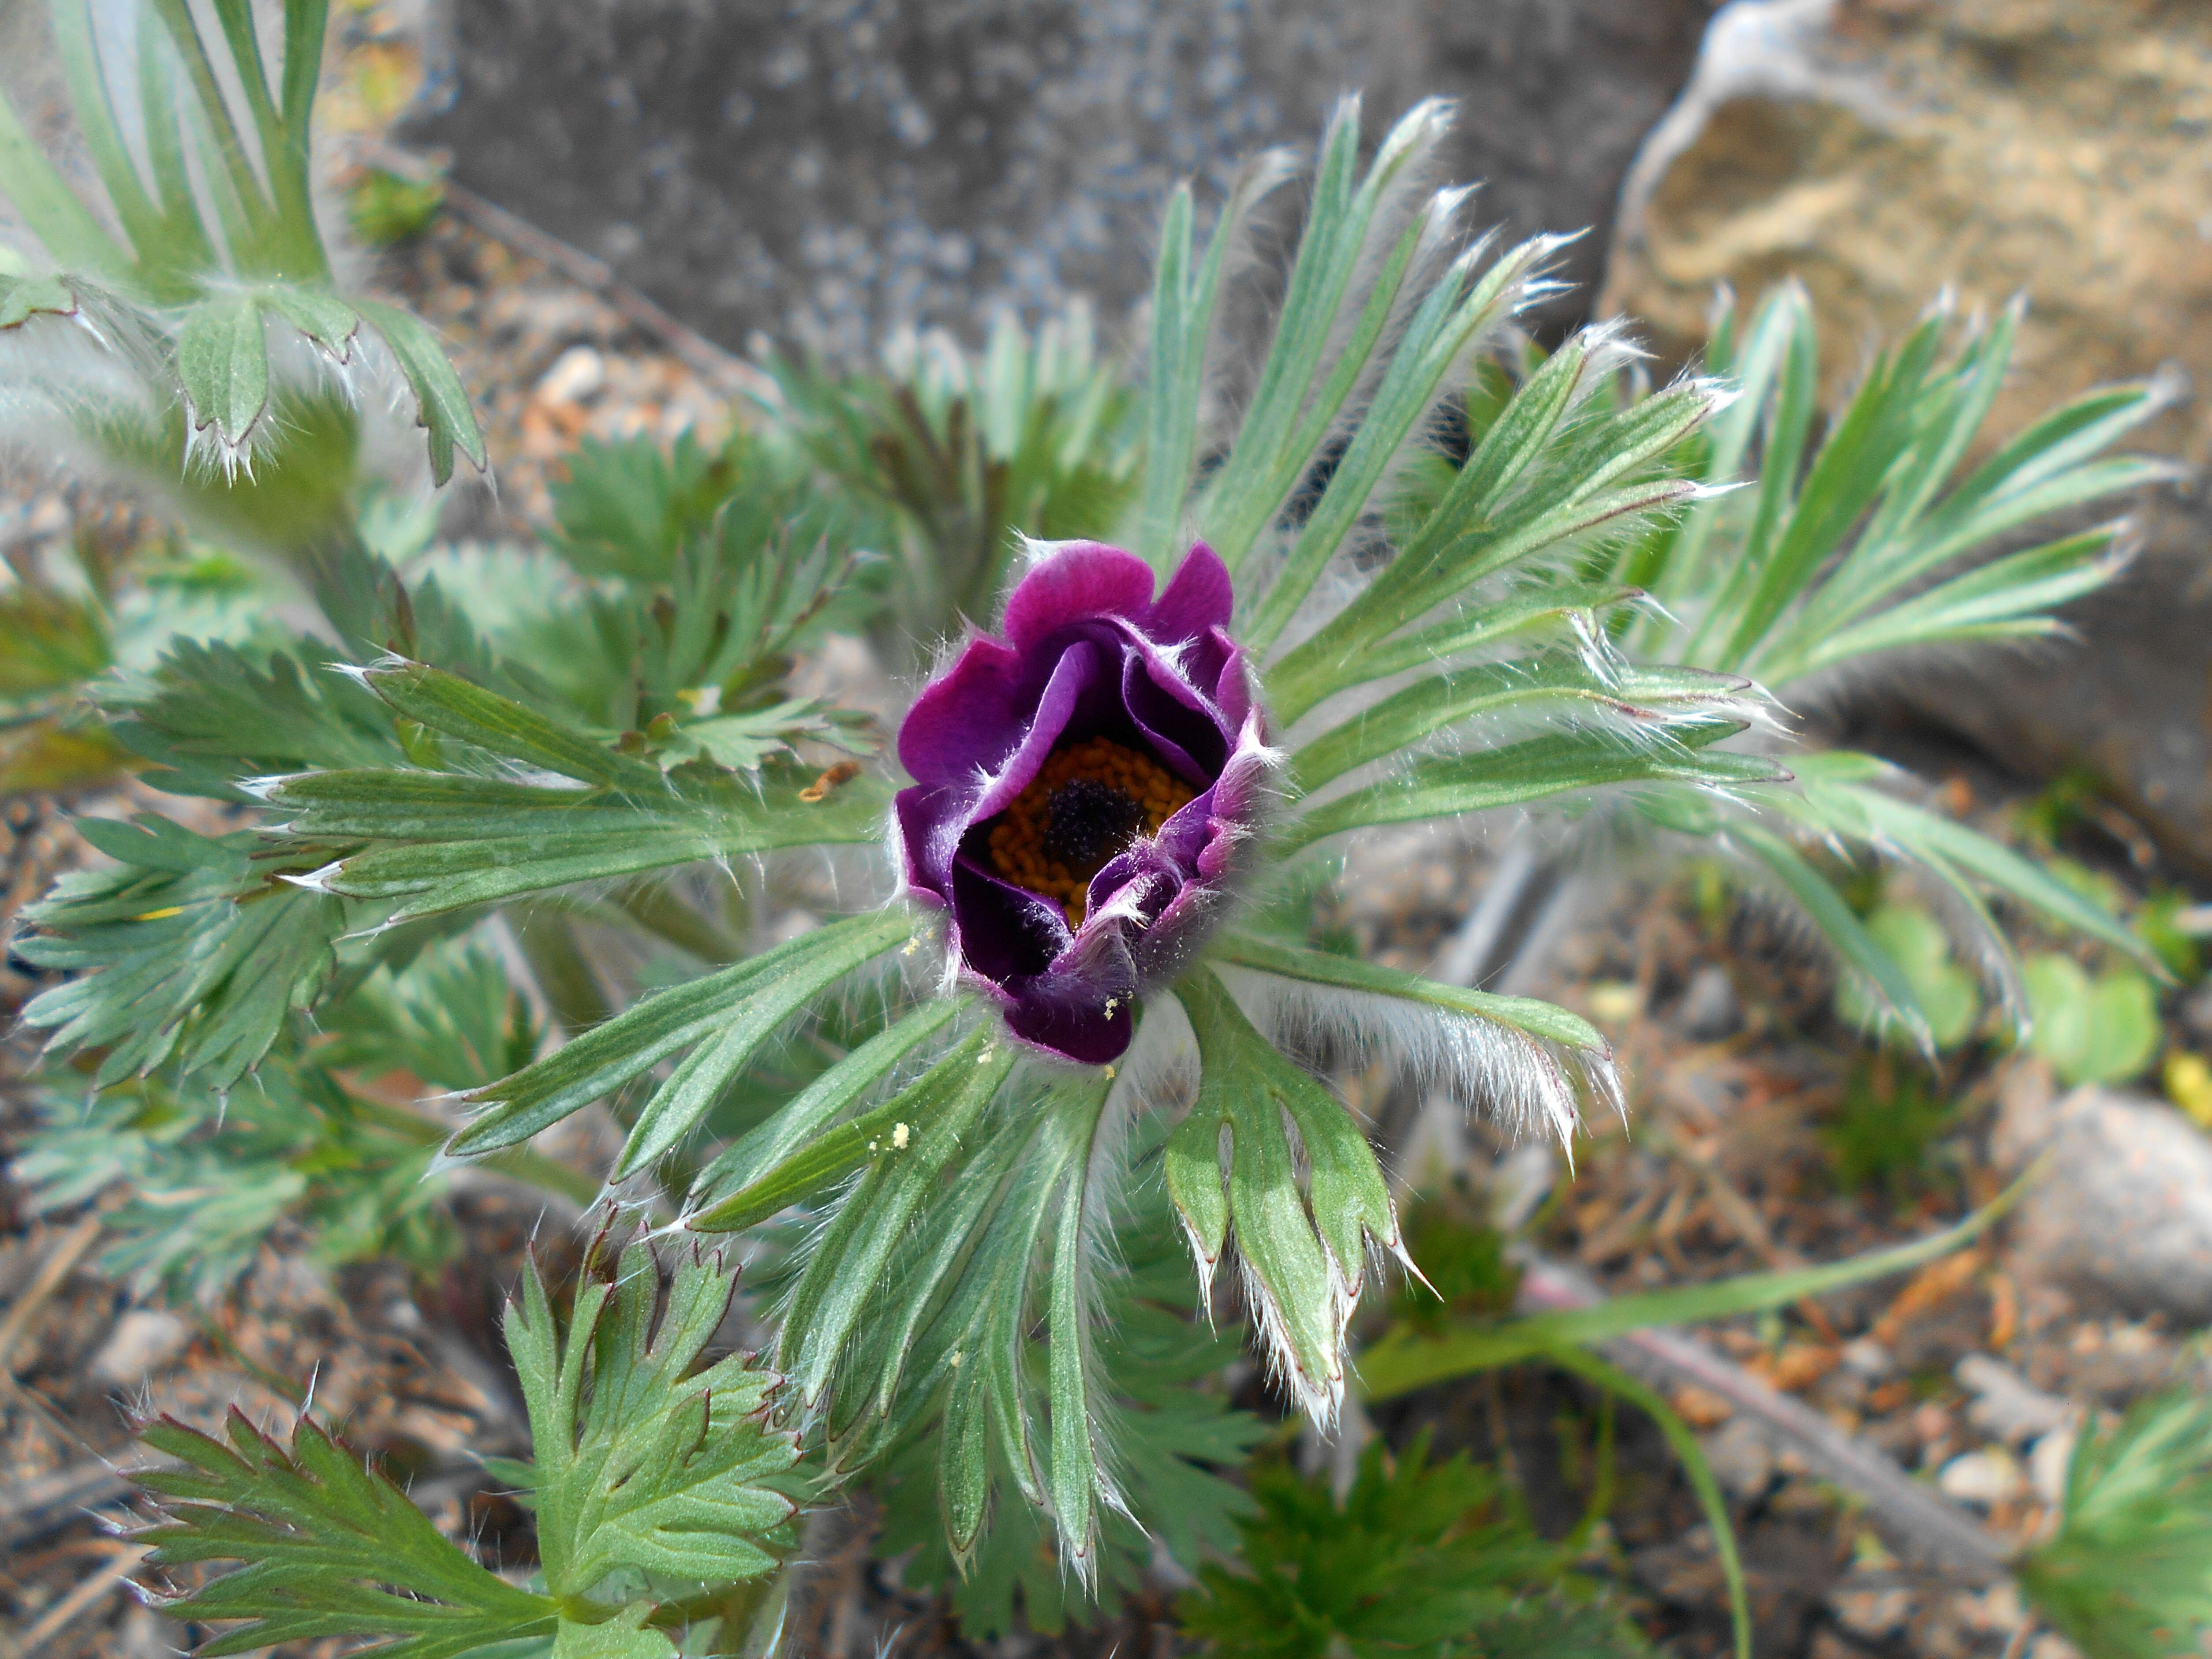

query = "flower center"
[986,735,1195,927]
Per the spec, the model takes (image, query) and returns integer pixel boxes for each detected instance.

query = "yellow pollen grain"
[986,735,1194,926]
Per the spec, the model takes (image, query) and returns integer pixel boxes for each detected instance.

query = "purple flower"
[895,541,1276,1064]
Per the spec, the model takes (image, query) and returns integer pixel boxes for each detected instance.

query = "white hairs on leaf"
[1211,962,1614,1153]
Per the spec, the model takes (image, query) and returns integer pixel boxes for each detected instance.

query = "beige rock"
[1997,1082,2212,1323]
[1603,0,2212,870]
[1604,0,2212,469]
[1938,1446,2026,1506]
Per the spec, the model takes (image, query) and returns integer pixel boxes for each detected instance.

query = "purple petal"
[1120,645,1229,785]
[1003,542,1156,653]
[894,783,966,903]
[898,635,1027,786]
[1003,924,1141,1064]
[966,641,1113,823]
[1139,542,1234,644]
[950,852,1069,983]
[1006,995,1136,1065]
[1194,709,1277,883]
[1209,635,1252,728]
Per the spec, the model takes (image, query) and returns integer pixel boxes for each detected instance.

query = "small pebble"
[2029,1424,2078,1507]
[1840,1336,1895,1379]
[1956,1353,2071,1444]
[1700,1416,1775,1499]
[90,1309,191,1387]
[536,344,606,404]
[1937,1447,2026,1507]
[1675,963,1742,1041]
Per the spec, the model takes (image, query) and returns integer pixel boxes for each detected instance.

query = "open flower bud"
[894,541,1277,1062]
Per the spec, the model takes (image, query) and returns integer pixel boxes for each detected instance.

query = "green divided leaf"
[449,909,915,1160]
[1207,933,1612,1144]
[1170,967,1400,1419]
[356,299,486,485]
[505,1240,800,1603]
[778,1036,1018,1409]
[0,271,77,328]
[107,638,410,800]
[1290,658,1754,792]
[248,656,892,922]
[17,1057,454,1304]
[360,658,647,786]
[547,430,733,583]
[177,295,270,447]
[136,1409,556,1659]
[686,998,971,1230]
[1177,1431,1612,1659]
[553,1605,676,1659]
[262,284,361,359]
[1282,723,1787,852]
[15,817,339,1088]
[871,1143,1265,1643]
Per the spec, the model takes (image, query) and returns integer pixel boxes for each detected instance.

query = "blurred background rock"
[401,0,1719,359]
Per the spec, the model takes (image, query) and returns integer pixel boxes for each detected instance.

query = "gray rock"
[1997,1081,2212,1325]
[405,0,1714,363]
[1954,1354,2071,1446]
[1675,961,1742,1040]
[1701,1414,1777,1499]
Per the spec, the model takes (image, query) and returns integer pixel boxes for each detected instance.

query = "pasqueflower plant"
[1,12,2175,1648]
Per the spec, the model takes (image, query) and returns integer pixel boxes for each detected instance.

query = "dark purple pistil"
[1042,779,1144,874]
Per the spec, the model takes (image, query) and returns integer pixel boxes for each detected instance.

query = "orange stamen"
[986,736,1195,927]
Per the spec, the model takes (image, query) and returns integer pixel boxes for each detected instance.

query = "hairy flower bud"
[895,542,1277,1062]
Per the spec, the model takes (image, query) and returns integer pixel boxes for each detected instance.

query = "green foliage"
[105,637,413,800]
[16,816,340,1091]
[766,304,1137,641]
[517,427,886,751]
[1835,901,1981,1048]
[19,1063,449,1303]
[1360,1178,2024,1393]
[1581,282,2166,1039]
[137,1409,558,1659]
[350,168,447,246]
[875,1180,1267,1640]
[17,936,558,1301]
[1178,1433,1646,1659]
[547,431,742,583]
[2134,890,2203,983]
[2021,953,2162,1086]
[14,74,2183,1647]
[1393,1201,1523,1336]
[2018,1390,2212,1659]
[1820,1056,1958,1201]
[0,0,481,523]
[503,1240,801,1603]
[1168,966,1405,1416]
[1625,284,2164,684]
[132,1242,796,1658]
